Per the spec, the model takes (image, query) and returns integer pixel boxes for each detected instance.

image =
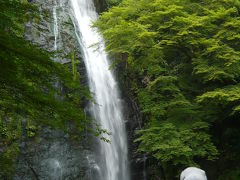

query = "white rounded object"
[180,167,207,180]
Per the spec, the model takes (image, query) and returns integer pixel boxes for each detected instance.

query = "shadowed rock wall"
[13,1,94,179]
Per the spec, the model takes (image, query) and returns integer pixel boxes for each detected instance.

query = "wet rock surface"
[25,0,83,65]
[123,90,147,180]
[13,0,92,179]
[14,127,92,180]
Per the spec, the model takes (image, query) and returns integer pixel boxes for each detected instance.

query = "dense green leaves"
[96,0,240,178]
[136,122,217,163]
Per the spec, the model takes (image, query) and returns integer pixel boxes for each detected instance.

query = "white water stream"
[53,0,58,51]
[70,0,130,179]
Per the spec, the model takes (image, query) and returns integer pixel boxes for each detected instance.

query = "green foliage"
[0,0,91,177]
[71,50,80,81]
[0,114,21,178]
[26,121,38,138]
[95,0,240,178]
[136,122,217,164]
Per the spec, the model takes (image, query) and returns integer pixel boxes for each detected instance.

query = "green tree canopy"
[95,0,240,178]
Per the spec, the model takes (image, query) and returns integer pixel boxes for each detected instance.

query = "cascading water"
[70,0,130,179]
[53,0,58,52]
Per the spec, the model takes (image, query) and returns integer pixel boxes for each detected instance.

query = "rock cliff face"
[120,77,147,180]
[14,127,93,180]
[25,0,82,64]
[13,0,93,179]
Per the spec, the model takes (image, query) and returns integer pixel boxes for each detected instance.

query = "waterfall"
[70,0,130,180]
[53,0,58,51]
